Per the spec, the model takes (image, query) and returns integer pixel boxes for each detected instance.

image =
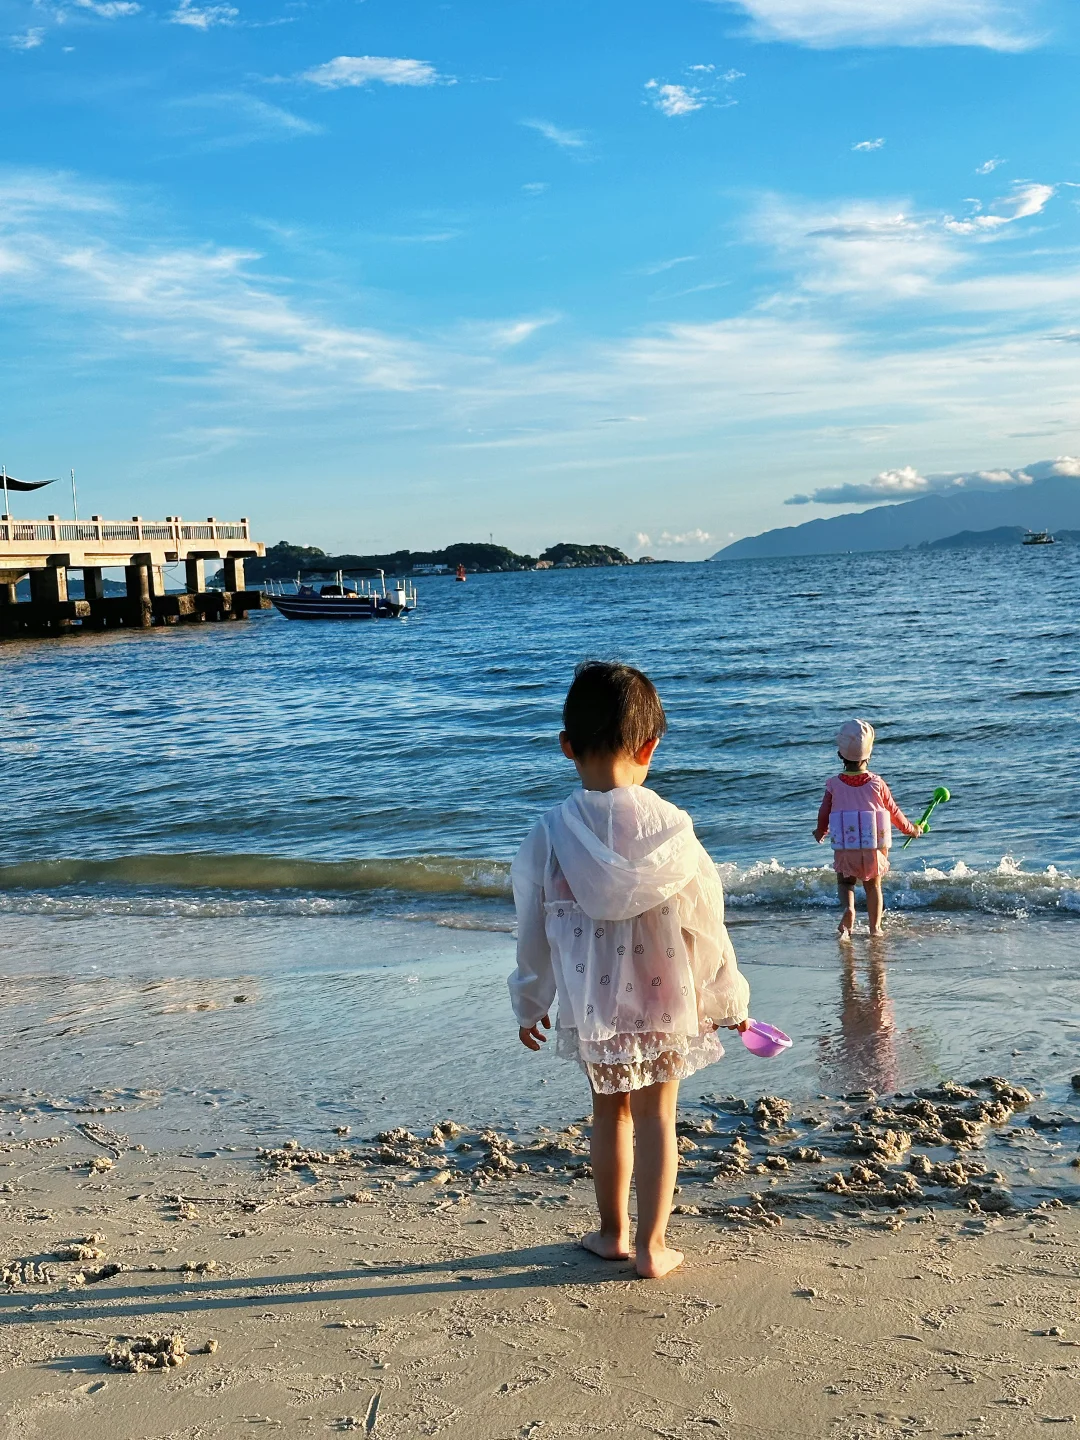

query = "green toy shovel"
[903,786,951,848]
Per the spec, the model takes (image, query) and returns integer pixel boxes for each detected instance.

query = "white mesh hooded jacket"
[508,785,749,1046]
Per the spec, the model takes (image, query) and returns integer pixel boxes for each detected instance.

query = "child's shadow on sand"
[17,1243,625,1334]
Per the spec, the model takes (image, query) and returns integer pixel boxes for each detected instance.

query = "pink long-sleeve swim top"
[814,772,919,845]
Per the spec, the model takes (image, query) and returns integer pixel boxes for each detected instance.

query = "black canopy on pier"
[1,476,57,492]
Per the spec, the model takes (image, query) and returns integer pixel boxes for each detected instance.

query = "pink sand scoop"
[740,1020,792,1059]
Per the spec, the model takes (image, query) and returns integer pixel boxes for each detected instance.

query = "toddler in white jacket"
[508,660,749,1278]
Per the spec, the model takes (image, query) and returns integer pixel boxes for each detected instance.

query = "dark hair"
[562,660,667,758]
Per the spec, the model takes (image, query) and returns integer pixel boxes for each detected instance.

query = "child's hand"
[519,1015,551,1050]
[914,823,926,836]
[811,830,823,843]
[716,1020,749,1032]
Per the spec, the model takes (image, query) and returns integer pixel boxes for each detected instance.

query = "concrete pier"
[0,514,269,637]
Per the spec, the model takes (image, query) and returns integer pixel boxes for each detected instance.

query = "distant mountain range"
[711,474,1080,561]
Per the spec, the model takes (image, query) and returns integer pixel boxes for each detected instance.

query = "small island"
[247,540,667,582]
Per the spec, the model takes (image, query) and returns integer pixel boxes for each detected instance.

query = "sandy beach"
[0,559,1079,1438]
[1,1079,1077,1438]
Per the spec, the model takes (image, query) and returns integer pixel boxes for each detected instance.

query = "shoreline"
[2,903,1079,1154]
[2,851,1080,912]
[1,1101,1078,1437]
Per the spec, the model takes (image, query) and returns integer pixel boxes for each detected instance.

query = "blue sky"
[2,0,1078,558]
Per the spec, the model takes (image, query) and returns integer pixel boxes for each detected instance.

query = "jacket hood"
[545,785,698,921]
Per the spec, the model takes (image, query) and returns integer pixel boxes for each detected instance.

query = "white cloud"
[522,182,548,194]
[0,172,117,221]
[977,157,1005,174]
[713,0,1040,50]
[302,56,442,89]
[658,528,712,546]
[638,255,698,276]
[756,198,955,299]
[635,532,652,548]
[998,182,1054,219]
[8,27,44,48]
[944,181,1054,233]
[169,1,238,28]
[786,457,1080,505]
[852,138,885,151]
[662,280,726,300]
[0,170,427,395]
[4,165,1080,544]
[753,183,1060,307]
[73,0,140,15]
[379,230,461,244]
[521,119,586,150]
[488,318,557,347]
[646,81,705,117]
[646,66,743,117]
[169,93,322,146]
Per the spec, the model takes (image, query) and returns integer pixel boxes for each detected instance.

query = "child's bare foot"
[837,914,855,940]
[635,1244,684,1279]
[581,1230,630,1261]
[868,926,885,938]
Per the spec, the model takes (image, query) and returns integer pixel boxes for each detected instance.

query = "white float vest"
[829,808,891,851]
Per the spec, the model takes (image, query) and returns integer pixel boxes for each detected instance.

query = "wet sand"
[2,905,1079,1151]
[1,1081,1078,1437]
[1,902,1077,1433]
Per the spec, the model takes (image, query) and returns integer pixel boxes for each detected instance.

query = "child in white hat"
[812,719,923,938]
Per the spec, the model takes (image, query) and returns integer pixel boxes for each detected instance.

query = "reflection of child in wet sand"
[508,661,749,1279]
[838,949,900,1095]
[813,719,923,939]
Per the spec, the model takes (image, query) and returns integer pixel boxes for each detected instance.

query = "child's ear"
[559,731,576,760]
[636,736,660,766]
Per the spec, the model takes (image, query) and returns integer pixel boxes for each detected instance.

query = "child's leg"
[837,877,856,938]
[865,878,884,935]
[628,1078,683,1279]
[581,1088,632,1259]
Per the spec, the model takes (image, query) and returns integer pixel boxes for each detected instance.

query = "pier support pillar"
[81,566,108,629]
[0,581,16,606]
[185,557,205,595]
[124,563,150,603]
[82,567,105,602]
[26,564,74,633]
[124,561,154,627]
[29,565,68,605]
[223,555,246,592]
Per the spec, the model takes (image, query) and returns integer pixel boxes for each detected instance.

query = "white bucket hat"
[837,718,875,763]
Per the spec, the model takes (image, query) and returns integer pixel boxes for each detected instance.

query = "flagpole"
[71,468,78,522]
[2,465,8,523]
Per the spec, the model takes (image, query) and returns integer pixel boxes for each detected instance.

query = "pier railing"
[0,516,252,545]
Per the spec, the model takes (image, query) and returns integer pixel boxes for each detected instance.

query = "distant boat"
[1022,530,1055,546]
[267,569,417,621]
[455,563,467,582]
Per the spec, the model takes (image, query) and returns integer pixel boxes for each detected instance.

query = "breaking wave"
[0,852,511,899]
[0,851,1076,920]
[719,855,1080,917]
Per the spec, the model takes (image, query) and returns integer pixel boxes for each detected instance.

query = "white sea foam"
[0,851,1076,919]
[719,855,1080,916]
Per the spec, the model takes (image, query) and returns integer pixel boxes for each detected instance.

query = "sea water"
[0,546,1078,1145]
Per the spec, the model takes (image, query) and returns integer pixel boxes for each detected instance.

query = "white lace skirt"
[555,1025,725,1094]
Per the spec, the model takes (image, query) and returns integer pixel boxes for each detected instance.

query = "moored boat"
[1022,530,1055,546]
[267,569,417,621]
